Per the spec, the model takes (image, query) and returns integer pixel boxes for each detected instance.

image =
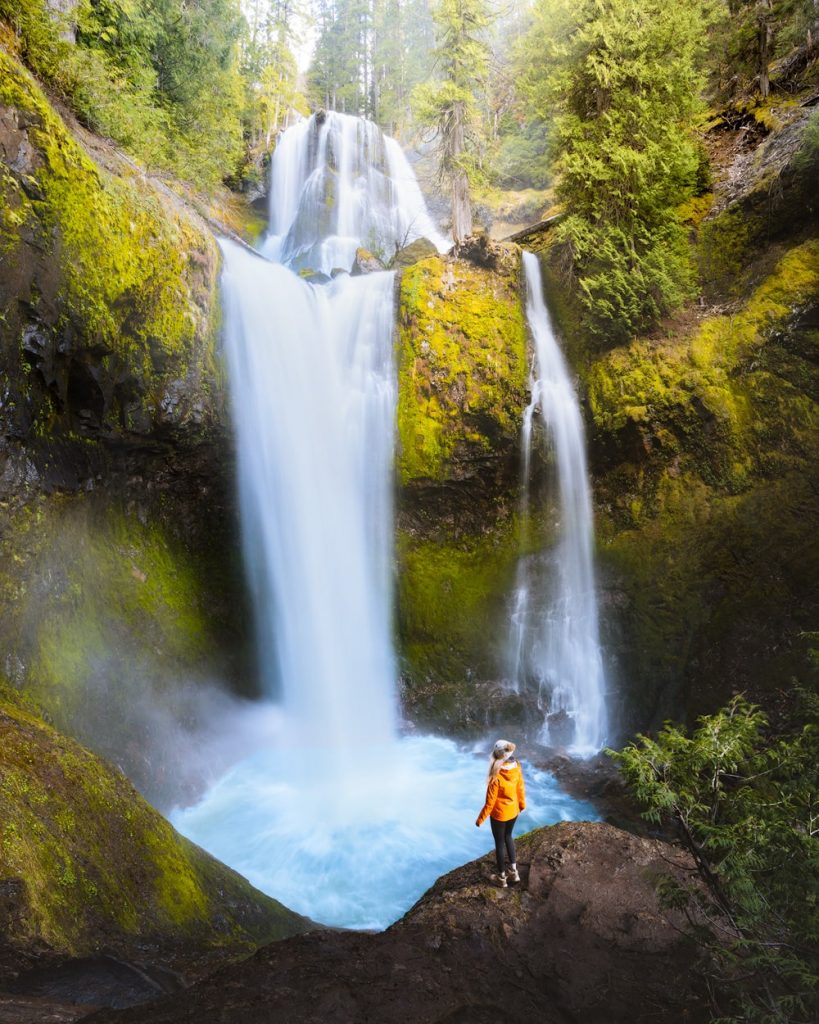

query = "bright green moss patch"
[0,684,307,957]
[397,526,520,684]
[0,50,219,430]
[396,252,528,483]
[587,239,819,493]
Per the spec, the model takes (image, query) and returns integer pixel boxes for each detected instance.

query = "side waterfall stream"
[172,113,599,930]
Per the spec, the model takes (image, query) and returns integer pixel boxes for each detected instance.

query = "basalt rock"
[389,236,438,269]
[83,822,708,1024]
[394,246,533,716]
[0,685,310,992]
[0,51,252,804]
[351,247,386,275]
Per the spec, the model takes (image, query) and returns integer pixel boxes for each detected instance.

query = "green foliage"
[412,0,493,238]
[612,697,819,1022]
[517,0,710,340]
[0,0,302,188]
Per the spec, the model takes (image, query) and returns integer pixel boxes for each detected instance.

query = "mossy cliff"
[0,683,308,977]
[0,47,251,799]
[0,47,221,441]
[567,107,819,732]
[395,242,533,727]
[587,239,818,730]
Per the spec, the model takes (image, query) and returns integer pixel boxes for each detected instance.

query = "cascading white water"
[507,252,608,754]
[172,115,600,929]
[222,244,398,750]
[262,110,448,273]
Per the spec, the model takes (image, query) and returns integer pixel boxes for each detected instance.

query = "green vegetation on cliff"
[614,697,818,1022]
[0,48,221,438]
[588,237,819,724]
[0,682,307,960]
[396,249,528,483]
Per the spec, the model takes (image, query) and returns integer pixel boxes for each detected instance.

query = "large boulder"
[389,236,438,269]
[351,247,386,275]
[394,244,533,727]
[83,822,708,1024]
[0,685,309,986]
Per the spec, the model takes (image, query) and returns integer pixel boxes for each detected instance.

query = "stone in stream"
[351,247,386,275]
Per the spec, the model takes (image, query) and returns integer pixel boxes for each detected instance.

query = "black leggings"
[490,816,517,874]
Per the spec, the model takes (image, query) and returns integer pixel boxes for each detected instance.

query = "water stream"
[506,254,608,753]
[172,113,599,929]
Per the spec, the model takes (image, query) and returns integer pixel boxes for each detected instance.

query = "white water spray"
[508,252,608,753]
[173,116,599,928]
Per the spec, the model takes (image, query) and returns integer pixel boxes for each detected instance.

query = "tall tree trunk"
[450,101,471,242]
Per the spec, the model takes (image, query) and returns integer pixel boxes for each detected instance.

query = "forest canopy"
[2,0,817,322]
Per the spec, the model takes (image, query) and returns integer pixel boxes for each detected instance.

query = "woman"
[475,739,526,887]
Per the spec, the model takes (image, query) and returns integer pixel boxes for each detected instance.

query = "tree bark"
[450,101,472,242]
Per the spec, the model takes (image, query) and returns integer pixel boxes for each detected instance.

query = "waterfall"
[261,111,448,274]
[172,116,601,930]
[509,252,608,754]
[221,246,398,750]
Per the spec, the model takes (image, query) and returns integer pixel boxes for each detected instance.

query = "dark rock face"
[0,52,253,805]
[82,822,707,1024]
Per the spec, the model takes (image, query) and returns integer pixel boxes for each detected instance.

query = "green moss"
[0,50,219,421]
[0,489,231,804]
[396,252,529,483]
[398,526,520,683]
[0,686,306,956]
[588,239,819,723]
[587,239,819,495]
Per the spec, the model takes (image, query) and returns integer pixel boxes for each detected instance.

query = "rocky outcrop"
[572,108,819,732]
[389,236,438,269]
[395,241,532,728]
[0,684,309,989]
[351,247,386,275]
[83,822,708,1024]
[0,48,251,804]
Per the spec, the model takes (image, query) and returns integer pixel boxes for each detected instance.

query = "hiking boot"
[491,872,508,888]
[508,865,520,884]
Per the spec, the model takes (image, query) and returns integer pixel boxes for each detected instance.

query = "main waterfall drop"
[172,113,598,929]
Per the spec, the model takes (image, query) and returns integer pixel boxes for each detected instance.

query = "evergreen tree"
[413,0,492,241]
[612,697,819,1022]
[518,0,710,340]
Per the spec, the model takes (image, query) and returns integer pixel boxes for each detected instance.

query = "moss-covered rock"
[0,683,308,975]
[0,474,251,809]
[0,47,252,799]
[396,245,528,486]
[0,47,221,442]
[586,240,819,729]
[395,242,533,723]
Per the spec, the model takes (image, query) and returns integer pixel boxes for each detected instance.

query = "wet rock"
[297,268,332,285]
[351,247,386,275]
[83,822,708,1024]
[390,236,438,269]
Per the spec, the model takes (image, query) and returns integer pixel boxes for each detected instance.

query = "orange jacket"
[476,761,526,825]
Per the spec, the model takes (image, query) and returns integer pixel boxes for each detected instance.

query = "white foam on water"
[172,728,598,930]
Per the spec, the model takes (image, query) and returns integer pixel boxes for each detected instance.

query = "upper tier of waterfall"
[261,111,449,274]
